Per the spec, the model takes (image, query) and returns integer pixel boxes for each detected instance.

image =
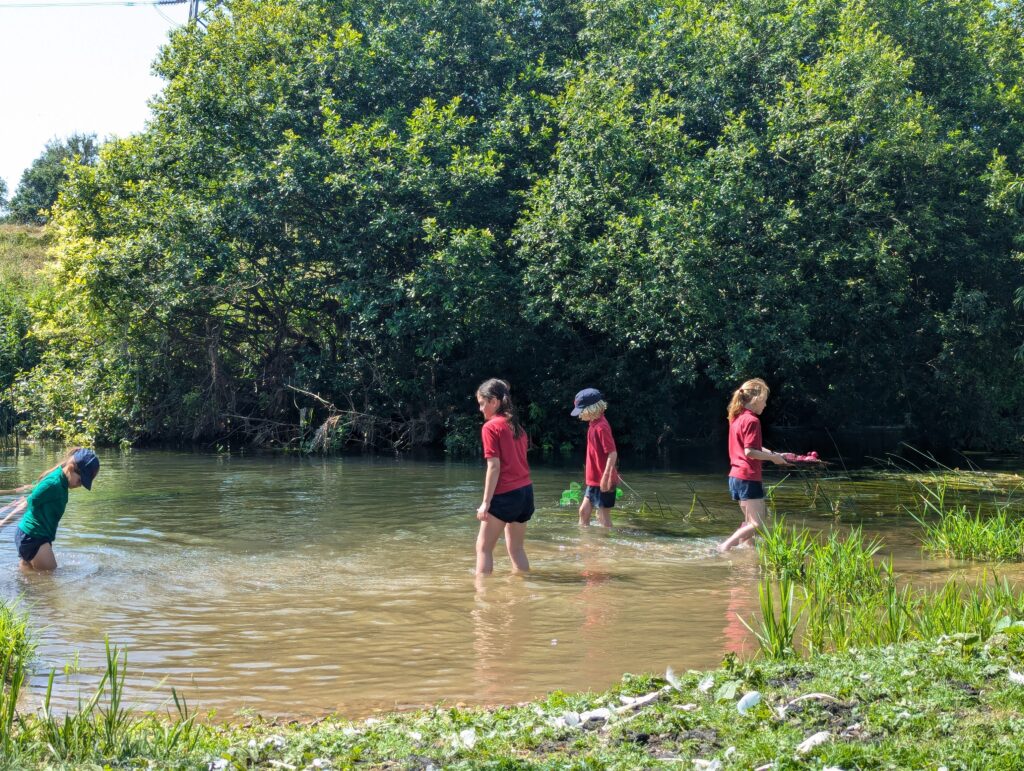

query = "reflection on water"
[0,449,1020,717]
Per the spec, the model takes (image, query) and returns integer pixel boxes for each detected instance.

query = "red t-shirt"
[585,415,618,487]
[728,408,763,482]
[481,415,531,494]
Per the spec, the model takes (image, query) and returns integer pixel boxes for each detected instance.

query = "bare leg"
[25,542,58,571]
[718,499,766,553]
[504,522,530,573]
[475,515,506,575]
[578,498,593,527]
[596,506,613,528]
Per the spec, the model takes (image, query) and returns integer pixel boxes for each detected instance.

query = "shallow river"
[0,448,1021,718]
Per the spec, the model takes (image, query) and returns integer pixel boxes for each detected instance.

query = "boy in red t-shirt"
[571,388,618,528]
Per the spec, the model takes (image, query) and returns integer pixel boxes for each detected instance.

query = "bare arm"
[745,447,788,465]
[0,484,32,496]
[600,451,618,492]
[477,457,501,520]
[0,497,27,530]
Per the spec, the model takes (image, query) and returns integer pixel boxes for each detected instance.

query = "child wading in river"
[475,379,532,575]
[571,388,618,528]
[718,379,787,553]
[0,448,100,570]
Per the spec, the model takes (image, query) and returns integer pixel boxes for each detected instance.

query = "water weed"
[0,598,33,675]
[741,575,803,660]
[757,517,813,579]
[913,497,1024,561]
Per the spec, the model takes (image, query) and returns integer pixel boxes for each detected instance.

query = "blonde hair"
[580,400,608,420]
[727,379,769,422]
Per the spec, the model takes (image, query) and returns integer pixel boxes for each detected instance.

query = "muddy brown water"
[0,449,1021,718]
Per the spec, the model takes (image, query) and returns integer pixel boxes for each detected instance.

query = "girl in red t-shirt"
[475,378,533,575]
[718,378,788,553]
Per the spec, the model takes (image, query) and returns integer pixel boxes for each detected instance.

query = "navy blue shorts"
[729,477,764,501]
[584,485,616,509]
[15,527,50,562]
[488,484,535,523]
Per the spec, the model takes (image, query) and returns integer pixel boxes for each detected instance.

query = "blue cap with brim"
[72,448,100,491]
[571,388,604,416]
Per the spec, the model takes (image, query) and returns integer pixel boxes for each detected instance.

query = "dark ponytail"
[477,378,524,439]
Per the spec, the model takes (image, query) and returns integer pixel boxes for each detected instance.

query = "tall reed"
[757,518,813,580]
[753,519,1024,659]
[741,575,803,660]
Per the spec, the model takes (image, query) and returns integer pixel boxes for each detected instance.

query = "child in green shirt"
[0,448,100,570]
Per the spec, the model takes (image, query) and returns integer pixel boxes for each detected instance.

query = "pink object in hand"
[782,451,822,463]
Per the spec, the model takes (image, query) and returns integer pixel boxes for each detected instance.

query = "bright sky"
[0,0,191,197]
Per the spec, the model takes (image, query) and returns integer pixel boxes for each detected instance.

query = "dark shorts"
[729,477,765,502]
[584,485,616,509]
[488,484,535,523]
[15,527,51,562]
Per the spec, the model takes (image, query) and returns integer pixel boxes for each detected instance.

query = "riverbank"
[3,624,1024,768]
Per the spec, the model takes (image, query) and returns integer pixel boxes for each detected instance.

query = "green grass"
[753,520,1024,658]
[911,480,1024,561]
[757,517,813,580]
[0,596,33,670]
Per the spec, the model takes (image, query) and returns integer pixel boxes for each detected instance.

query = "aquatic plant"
[0,597,33,676]
[741,575,803,660]
[911,484,1024,561]
[749,518,1024,660]
[757,518,813,579]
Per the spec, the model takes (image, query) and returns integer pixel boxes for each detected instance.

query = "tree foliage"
[11,0,1024,450]
[7,134,99,225]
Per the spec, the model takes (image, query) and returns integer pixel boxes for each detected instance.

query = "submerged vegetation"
[1,0,1022,451]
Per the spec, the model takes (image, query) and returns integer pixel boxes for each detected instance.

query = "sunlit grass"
[0,224,49,286]
[753,509,1024,660]
[910,480,1024,561]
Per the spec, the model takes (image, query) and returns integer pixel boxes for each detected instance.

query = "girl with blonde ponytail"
[718,379,787,553]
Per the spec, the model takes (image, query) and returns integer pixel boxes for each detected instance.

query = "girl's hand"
[771,452,790,465]
[476,503,490,521]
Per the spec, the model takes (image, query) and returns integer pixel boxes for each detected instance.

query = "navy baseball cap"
[72,448,100,490]
[571,388,604,416]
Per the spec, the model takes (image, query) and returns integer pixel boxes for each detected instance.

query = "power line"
[0,0,185,8]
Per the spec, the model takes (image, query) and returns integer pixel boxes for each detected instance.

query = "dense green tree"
[517,0,1024,445]
[7,134,99,225]
[10,0,1024,450]
[16,0,583,444]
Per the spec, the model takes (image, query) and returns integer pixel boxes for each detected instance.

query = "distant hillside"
[0,224,49,287]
